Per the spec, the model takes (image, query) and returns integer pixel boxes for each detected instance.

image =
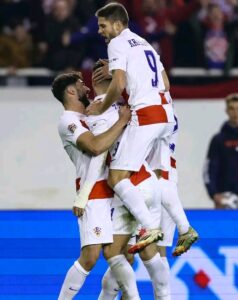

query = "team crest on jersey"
[93,227,102,236]
[68,123,77,133]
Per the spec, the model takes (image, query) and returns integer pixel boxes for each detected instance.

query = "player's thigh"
[103,234,132,259]
[111,200,137,236]
[147,134,171,172]
[78,198,113,248]
[110,123,170,172]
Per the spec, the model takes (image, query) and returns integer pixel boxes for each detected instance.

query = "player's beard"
[79,94,90,108]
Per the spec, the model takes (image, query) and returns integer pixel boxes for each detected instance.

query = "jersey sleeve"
[108,38,127,72]
[58,115,89,146]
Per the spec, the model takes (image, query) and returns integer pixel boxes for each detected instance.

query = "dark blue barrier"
[0,210,237,299]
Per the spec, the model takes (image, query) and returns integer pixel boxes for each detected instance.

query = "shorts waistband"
[136,105,168,126]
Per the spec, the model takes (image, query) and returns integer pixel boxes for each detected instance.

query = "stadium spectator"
[203,93,238,209]
[131,0,201,69]
[62,0,141,69]
[0,0,237,71]
[38,0,82,70]
[201,3,229,69]
[0,19,33,71]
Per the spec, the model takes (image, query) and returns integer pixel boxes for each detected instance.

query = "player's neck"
[64,100,86,115]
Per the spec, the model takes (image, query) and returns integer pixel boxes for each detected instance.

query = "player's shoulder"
[58,111,85,136]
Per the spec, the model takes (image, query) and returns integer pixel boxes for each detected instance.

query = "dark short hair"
[93,60,112,84]
[51,72,82,103]
[226,93,238,105]
[93,60,105,72]
[96,3,129,26]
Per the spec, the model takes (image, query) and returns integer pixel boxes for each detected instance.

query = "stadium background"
[1,0,238,299]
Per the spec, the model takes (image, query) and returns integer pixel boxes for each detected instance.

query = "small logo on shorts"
[93,227,102,236]
[68,123,77,133]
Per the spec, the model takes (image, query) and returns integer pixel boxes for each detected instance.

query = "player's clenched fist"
[73,206,85,217]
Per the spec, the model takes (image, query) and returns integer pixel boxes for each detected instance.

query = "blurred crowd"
[0,0,238,73]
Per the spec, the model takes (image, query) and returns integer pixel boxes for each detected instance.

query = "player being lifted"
[87,2,175,252]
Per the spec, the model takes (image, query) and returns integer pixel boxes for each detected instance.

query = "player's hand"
[92,59,111,84]
[73,206,85,217]
[118,105,131,125]
[213,193,226,209]
[86,100,104,115]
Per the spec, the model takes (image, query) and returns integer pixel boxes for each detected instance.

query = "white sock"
[98,267,119,300]
[143,254,171,300]
[108,255,140,300]
[161,179,190,235]
[114,178,156,229]
[58,260,89,300]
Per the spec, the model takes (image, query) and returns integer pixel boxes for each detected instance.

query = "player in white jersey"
[146,97,199,257]
[51,72,142,300]
[86,2,175,253]
[86,62,165,300]
[98,127,187,300]
[92,58,199,256]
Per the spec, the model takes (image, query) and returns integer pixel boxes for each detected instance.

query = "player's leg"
[139,244,170,300]
[59,198,113,299]
[58,244,102,300]
[98,237,135,300]
[149,135,199,256]
[103,234,141,300]
[109,124,172,250]
[158,177,198,256]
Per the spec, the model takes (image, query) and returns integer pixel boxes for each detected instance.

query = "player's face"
[227,101,238,127]
[75,79,90,107]
[98,17,117,44]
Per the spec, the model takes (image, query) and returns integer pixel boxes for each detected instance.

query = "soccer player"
[51,72,141,300]
[87,2,175,252]
[92,58,199,256]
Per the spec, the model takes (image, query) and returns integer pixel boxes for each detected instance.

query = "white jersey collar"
[119,28,130,37]
[64,110,85,118]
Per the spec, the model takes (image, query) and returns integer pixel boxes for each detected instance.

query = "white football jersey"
[108,28,166,110]
[58,110,92,185]
[86,94,119,134]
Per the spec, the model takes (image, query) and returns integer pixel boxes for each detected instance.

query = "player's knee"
[81,255,98,270]
[139,243,158,261]
[79,250,100,271]
[157,246,167,257]
[125,252,134,265]
[103,246,114,260]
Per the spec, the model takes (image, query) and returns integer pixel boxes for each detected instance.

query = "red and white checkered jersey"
[108,29,170,110]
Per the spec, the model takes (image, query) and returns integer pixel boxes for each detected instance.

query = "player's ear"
[113,21,123,33]
[66,85,76,96]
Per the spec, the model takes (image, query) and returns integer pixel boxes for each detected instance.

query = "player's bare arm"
[77,105,130,155]
[162,70,170,91]
[86,69,126,115]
